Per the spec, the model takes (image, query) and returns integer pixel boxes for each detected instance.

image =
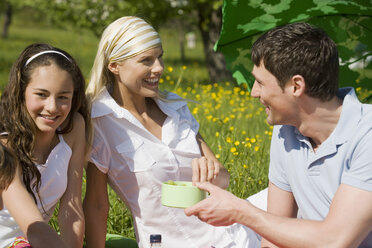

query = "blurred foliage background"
[1,0,234,84]
[215,0,372,99]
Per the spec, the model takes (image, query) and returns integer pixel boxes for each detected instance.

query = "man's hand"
[184,182,243,226]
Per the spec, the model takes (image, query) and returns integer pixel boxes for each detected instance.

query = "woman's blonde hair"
[86,16,163,100]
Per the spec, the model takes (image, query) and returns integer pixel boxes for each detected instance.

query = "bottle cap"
[150,234,161,243]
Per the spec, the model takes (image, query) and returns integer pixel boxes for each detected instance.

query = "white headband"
[105,17,162,62]
[25,50,71,67]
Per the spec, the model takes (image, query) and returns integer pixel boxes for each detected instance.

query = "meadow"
[3,12,372,243]
[0,15,272,240]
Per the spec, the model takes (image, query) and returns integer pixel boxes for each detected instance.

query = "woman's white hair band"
[25,50,71,67]
[105,16,162,63]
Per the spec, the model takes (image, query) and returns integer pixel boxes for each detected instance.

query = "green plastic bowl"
[161,181,206,208]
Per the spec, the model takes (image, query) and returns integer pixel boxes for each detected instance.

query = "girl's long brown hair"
[0,142,17,191]
[0,43,91,205]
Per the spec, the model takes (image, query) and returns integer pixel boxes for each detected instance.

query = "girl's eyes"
[35,92,47,97]
[34,93,70,100]
[58,96,70,100]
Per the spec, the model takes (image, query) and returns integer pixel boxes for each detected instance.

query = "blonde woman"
[83,16,264,248]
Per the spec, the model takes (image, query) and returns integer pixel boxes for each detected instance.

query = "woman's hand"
[195,133,230,189]
[192,156,220,184]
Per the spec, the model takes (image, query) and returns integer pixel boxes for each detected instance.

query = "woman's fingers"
[192,157,220,183]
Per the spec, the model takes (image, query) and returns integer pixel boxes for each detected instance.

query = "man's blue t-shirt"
[269,87,372,247]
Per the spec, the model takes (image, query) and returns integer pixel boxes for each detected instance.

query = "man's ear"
[291,75,306,97]
[108,62,120,75]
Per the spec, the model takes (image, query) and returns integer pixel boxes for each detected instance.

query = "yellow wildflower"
[245,143,252,148]
[192,107,199,115]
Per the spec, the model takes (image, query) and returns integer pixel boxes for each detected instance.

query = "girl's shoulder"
[62,112,86,147]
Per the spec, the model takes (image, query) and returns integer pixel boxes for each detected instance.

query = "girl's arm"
[83,162,109,248]
[194,132,230,189]
[3,166,66,248]
[58,113,85,247]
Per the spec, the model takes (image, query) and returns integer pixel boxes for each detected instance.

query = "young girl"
[0,43,90,247]
[84,16,263,248]
[0,142,66,248]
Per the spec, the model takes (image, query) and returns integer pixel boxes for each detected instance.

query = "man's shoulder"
[362,101,372,115]
[353,106,372,142]
[357,102,372,129]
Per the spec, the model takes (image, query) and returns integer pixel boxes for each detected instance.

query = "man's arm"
[185,182,372,248]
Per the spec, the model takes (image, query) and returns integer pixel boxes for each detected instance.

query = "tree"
[1,1,12,39]
[8,0,233,83]
[192,0,234,82]
[167,0,233,82]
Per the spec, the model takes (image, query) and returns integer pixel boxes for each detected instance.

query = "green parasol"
[215,0,372,92]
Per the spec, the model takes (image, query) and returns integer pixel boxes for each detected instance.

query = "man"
[185,22,372,247]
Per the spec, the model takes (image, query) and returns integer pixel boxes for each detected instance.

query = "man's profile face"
[251,62,295,126]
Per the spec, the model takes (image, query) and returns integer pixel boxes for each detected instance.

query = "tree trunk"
[2,3,12,39]
[197,5,233,83]
[178,21,185,63]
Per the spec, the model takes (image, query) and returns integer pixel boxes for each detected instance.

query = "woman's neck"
[111,82,148,115]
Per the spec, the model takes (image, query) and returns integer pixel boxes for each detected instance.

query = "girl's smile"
[25,63,74,134]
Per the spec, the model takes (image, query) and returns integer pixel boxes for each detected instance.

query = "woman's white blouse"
[90,88,235,248]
